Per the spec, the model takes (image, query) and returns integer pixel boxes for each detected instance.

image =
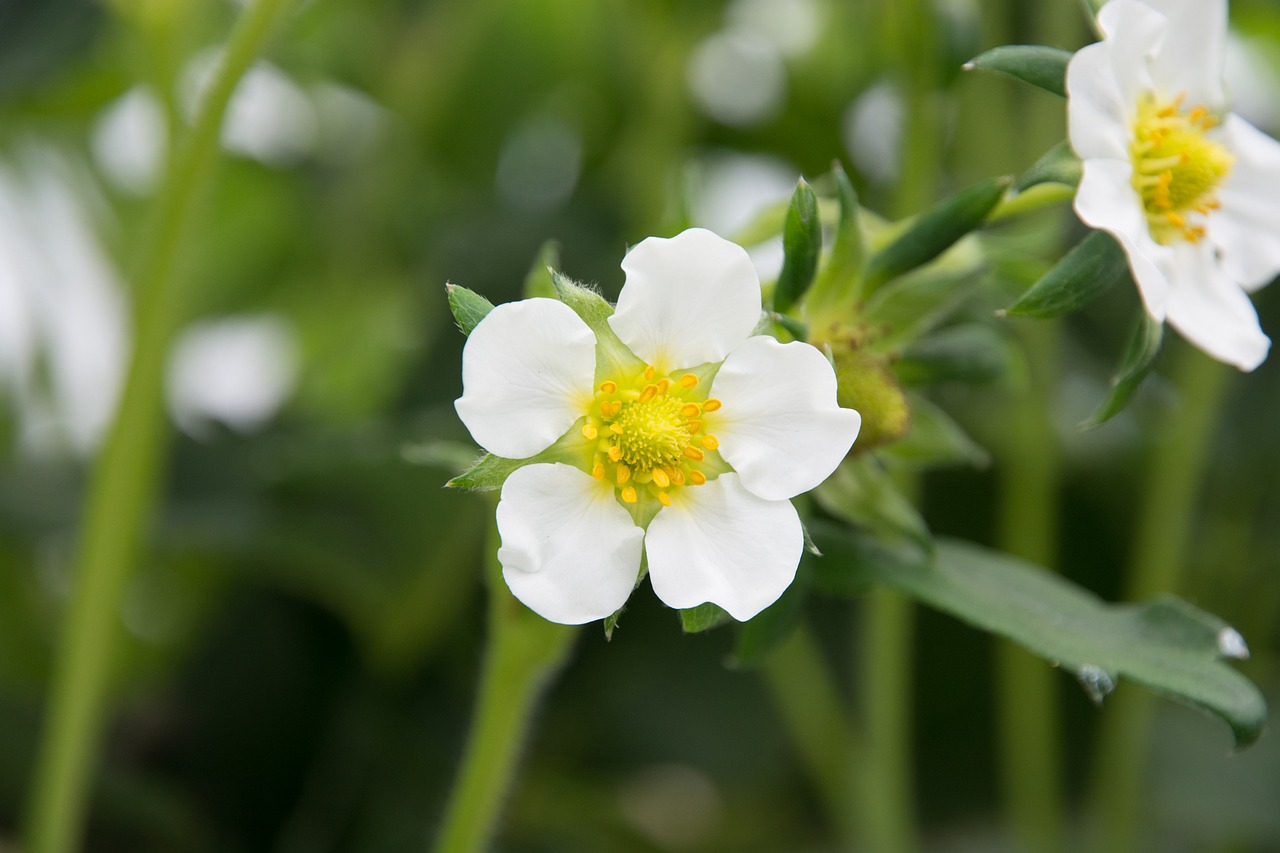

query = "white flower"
[455,228,861,624]
[1067,0,1280,371]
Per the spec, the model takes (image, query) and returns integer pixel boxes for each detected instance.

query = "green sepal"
[773,178,822,314]
[1003,229,1130,318]
[1014,140,1082,192]
[881,393,990,469]
[806,162,865,315]
[523,240,560,298]
[964,45,1072,98]
[445,452,529,491]
[1082,311,1164,428]
[810,524,1267,748]
[862,177,1010,295]
[812,456,933,553]
[681,602,732,633]
[445,283,495,336]
[551,270,645,380]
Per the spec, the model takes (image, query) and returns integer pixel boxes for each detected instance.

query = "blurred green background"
[1,0,1279,850]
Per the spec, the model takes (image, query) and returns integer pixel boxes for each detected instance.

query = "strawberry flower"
[1068,0,1280,370]
[455,228,860,624]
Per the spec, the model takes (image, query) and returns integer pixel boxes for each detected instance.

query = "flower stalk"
[432,516,575,853]
[23,2,296,851]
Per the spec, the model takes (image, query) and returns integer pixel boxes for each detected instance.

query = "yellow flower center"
[580,365,721,508]
[1129,92,1233,245]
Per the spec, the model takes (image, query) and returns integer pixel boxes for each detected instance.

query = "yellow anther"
[610,423,625,435]
[652,468,670,488]
[582,423,598,440]
[604,400,623,418]
[592,462,604,480]
[599,380,617,394]
[684,420,703,434]
[608,445,623,462]
[616,464,631,485]
[638,384,659,403]
[688,469,707,485]
[683,445,705,461]
[680,403,701,419]
[644,365,655,380]
[669,467,685,486]
[702,398,722,412]
[1167,212,1186,228]
[701,435,719,450]
[680,374,698,388]
[657,491,671,507]
[621,485,638,504]
[657,378,670,394]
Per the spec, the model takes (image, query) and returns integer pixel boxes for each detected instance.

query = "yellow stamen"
[688,470,707,485]
[684,420,702,434]
[680,403,700,419]
[657,378,670,394]
[701,435,719,450]
[610,423,625,435]
[652,468,670,488]
[702,398,722,412]
[643,365,655,380]
[582,423,598,440]
[683,446,705,461]
[638,384,658,403]
[657,491,671,507]
[599,380,617,394]
[679,374,698,388]
[616,464,631,485]
[621,485,637,503]
[608,445,623,462]
[669,467,685,486]
[592,462,604,480]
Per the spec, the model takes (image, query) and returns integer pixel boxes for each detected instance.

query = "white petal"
[609,228,761,371]
[1096,0,1163,106]
[1148,0,1228,108]
[1163,242,1270,371]
[496,463,644,624]
[1066,42,1131,162]
[709,336,859,501]
[455,298,596,459]
[1074,159,1171,319]
[645,473,801,621]
[1214,115,1280,291]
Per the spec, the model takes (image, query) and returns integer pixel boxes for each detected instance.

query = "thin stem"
[760,623,861,847]
[994,321,1065,853]
[1090,344,1230,853]
[432,520,576,853]
[23,3,296,851]
[859,588,918,853]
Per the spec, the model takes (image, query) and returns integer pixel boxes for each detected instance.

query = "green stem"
[760,623,860,847]
[859,588,918,853]
[23,3,296,851]
[994,321,1065,853]
[1090,344,1230,853]
[432,520,576,853]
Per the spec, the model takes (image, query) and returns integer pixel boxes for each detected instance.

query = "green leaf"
[773,178,822,314]
[445,452,527,491]
[1003,229,1130,318]
[810,524,1267,747]
[812,457,933,552]
[863,177,1010,294]
[1082,311,1164,428]
[523,240,560,298]
[895,324,1011,385]
[964,45,1072,97]
[1014,140,1082,192]
[681,602,731,633]
[881,393,990,469]
[445,283,495,336]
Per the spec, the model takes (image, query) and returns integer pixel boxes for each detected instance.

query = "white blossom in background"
[91,87,168,195]
[1068,0,1280,370]
[167,315,299,438]
[455,229,860,624]
[0,150,128,456]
